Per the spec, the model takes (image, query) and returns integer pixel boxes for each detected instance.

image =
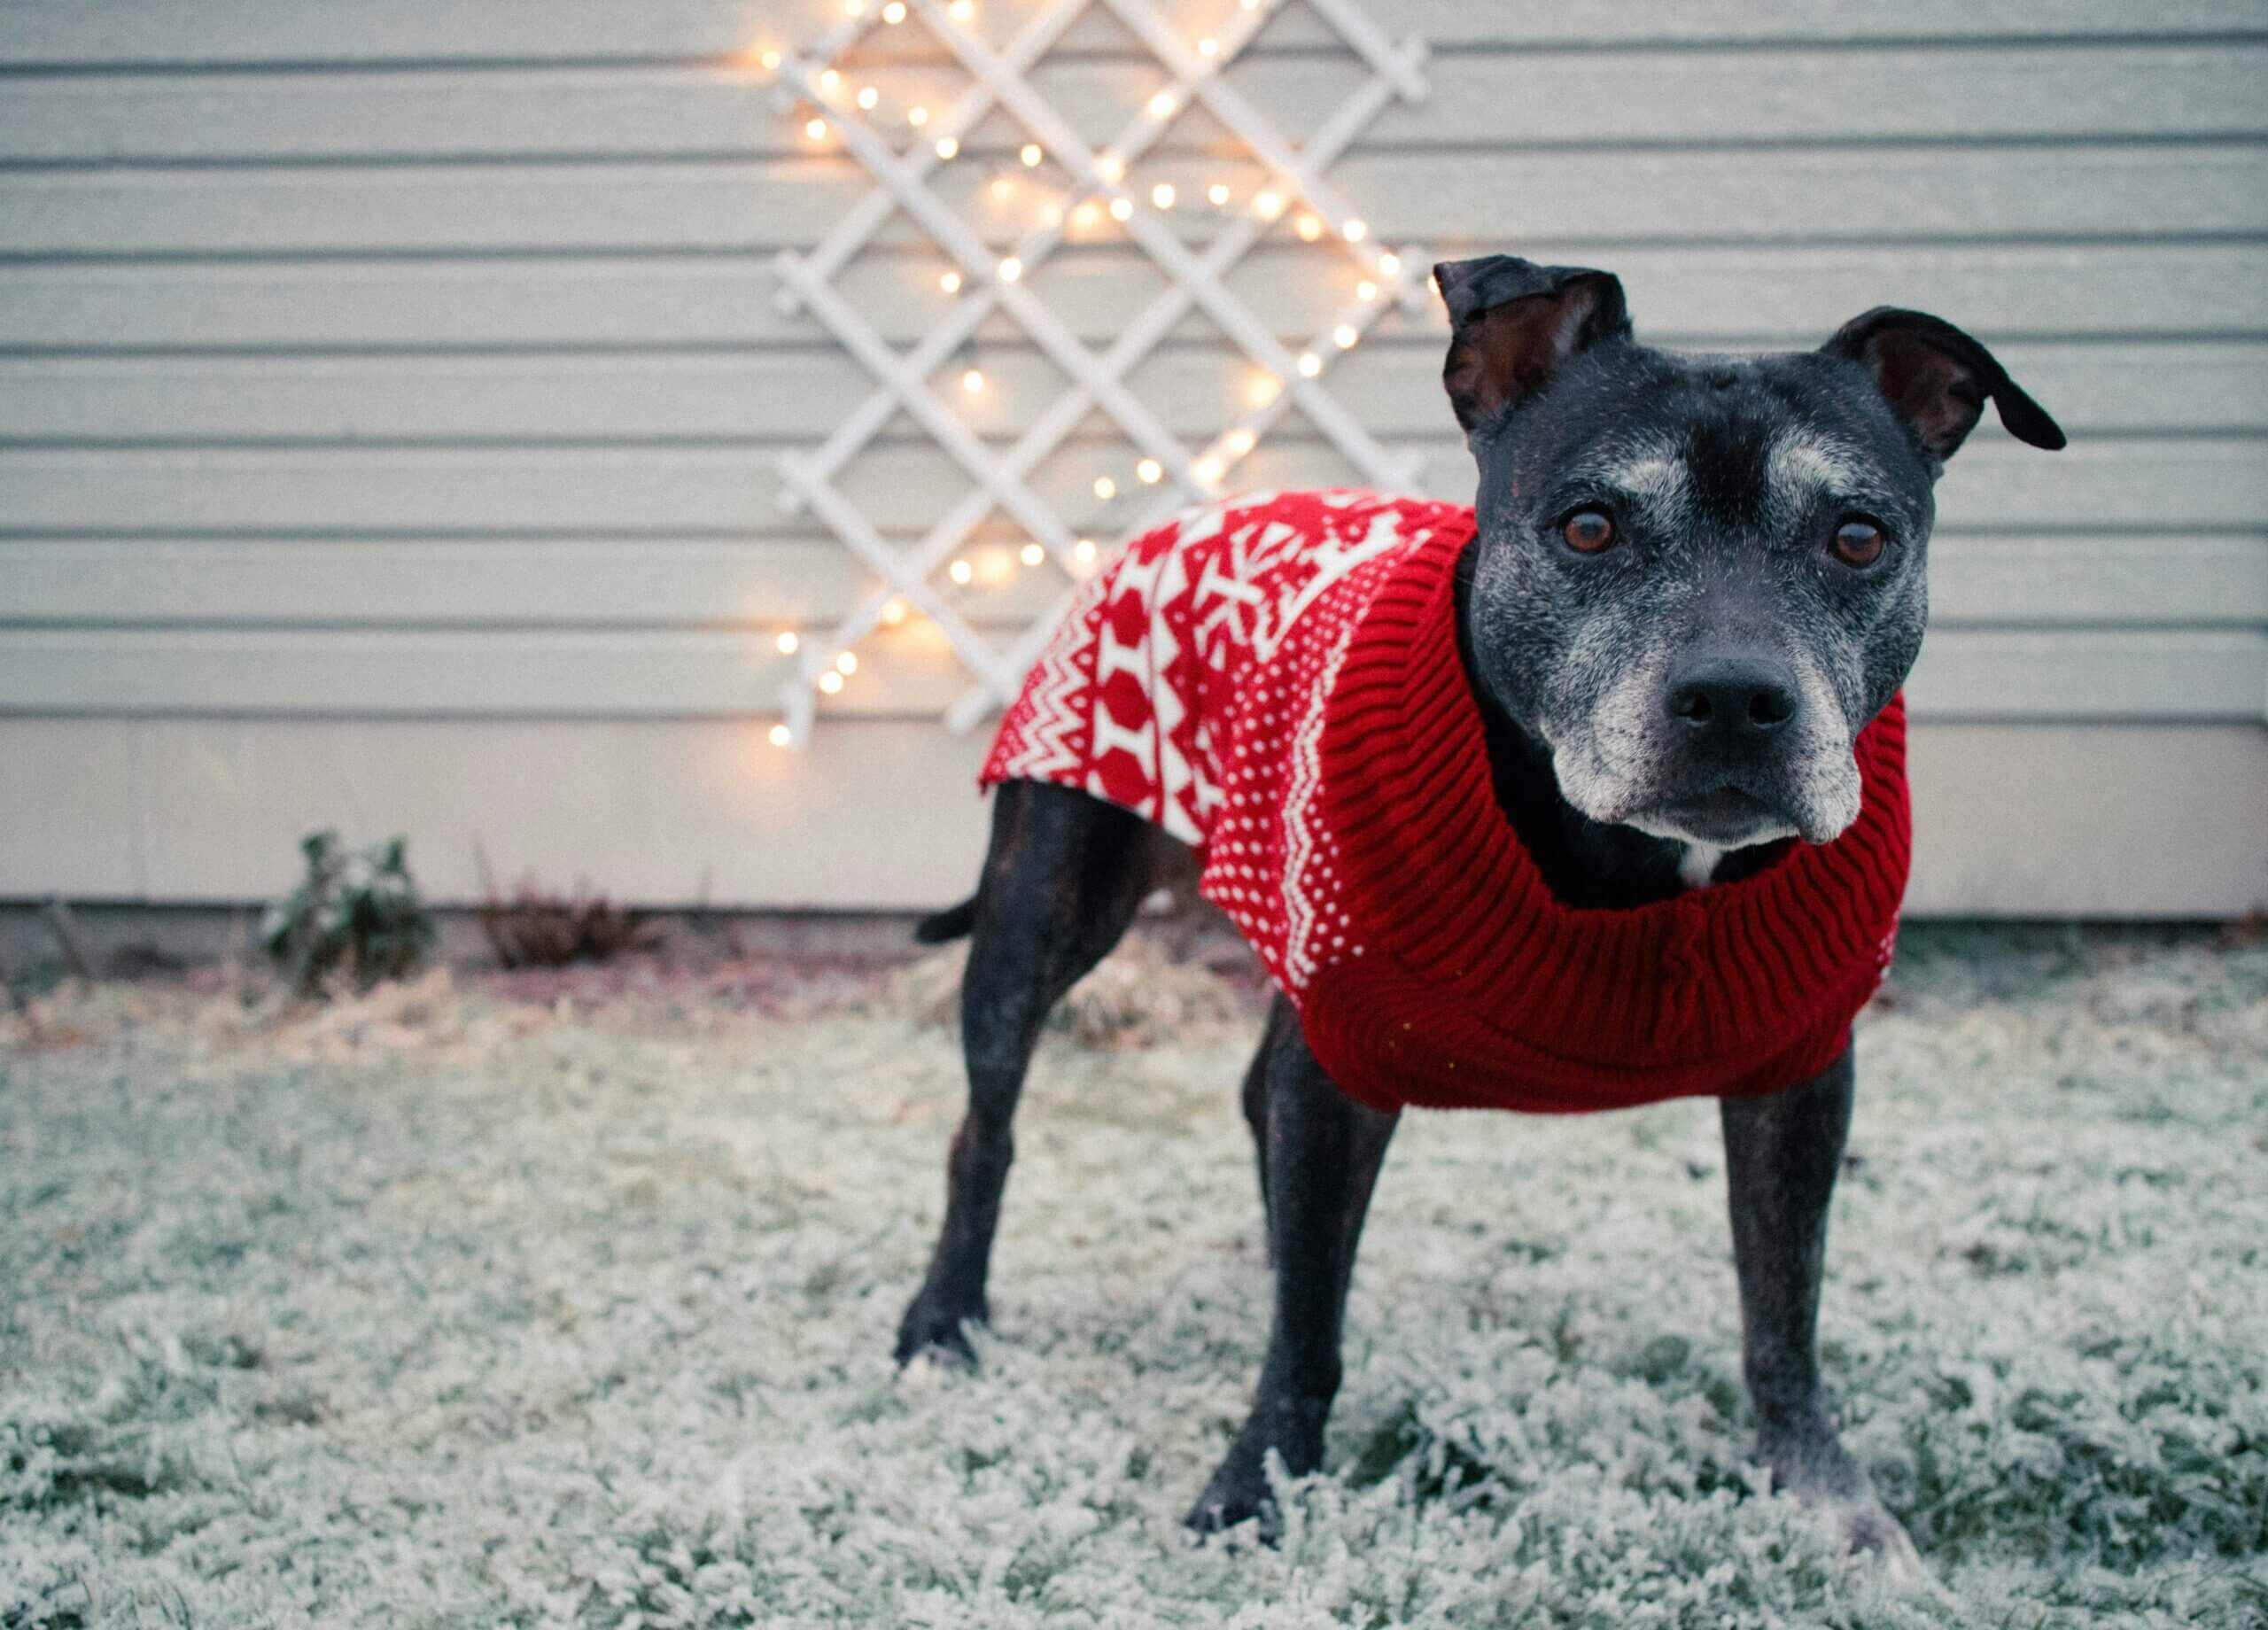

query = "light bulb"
[1227,427,1256,454]
[1074,538,1098,563]
[1247,373,1279,406]
[1096,154,1124,183]
[818,670,844,695]
[1019,542,1045,566]
[997,256,1021,282]
[856,85,879,111]
[882,0,907,19]
[1377,252,1401,276]
[819,67,841,93]
[1198,36,1220,58]
[1020,143,1042,167]
[1195,455,1224,484]
[1148,90,1177,119]
[1208,182,1230,206]
[935,136,959,159]
[907,105,929,128]
[805,117,828,141]
[1357,280,1378,302]
[1254,190,1284,220]
[1151,182,1176,209]
[989,175,1012,202]
[1073,201,1100,229]
[1093,476,1117,500]
[1296,351,1323,377]
[768,723,792,747]
[1342,218,1368,242]
[939,269,962,293]
[776,631,800,655]
[961,367,984,393]
[949,558,974,585]
[949,0,975,18]
[758,48,781,71]
[835,650,858,675]
[1108,196,1133,221]
[1137,457,1162,484]
[1295,213,1323,242]
[1239,0,1259,10]
[881,597,908,626]
[1333,323,1358,349]
[843,0,865,15]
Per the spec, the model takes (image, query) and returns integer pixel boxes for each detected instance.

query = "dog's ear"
[1433,255,1631,436]
[1821,307,2066,462]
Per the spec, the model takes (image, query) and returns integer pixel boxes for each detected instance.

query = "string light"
[1239,0,1260,10]
[1208,182,1231,206]
[936,136,959,159]
[769,724,793,747]
[1108,196,1133,221]
[1195,454,1224,484]
[939,269,962,293]
[843,0,865,16]
[758,48,782,71]
[1198,36,1220,58]
[1096,154,1124,183]
[1093,476,1117,499]
[1020,143,1043,167]
[857,86,880,111]
[1151,182,1176,209]
[1074,538,1098,563]
[819,67,842,94]
[989,175,1014,202]
[1073,200,1101,229]
[1295,213,1324,242]
[1148,90,1177,119]
[882,0,907,19]
[1297,351,1323,376]
[1136,457,1163,484]
[1342,218,1368,242]
[881,597,909,626]
[1357,279,1378,301]
[1377,252,1400,276]
[819,670,845,695]
[1254,190,1285,220]
[1333,322,1359,349]
[997,256,1022,282]
[776,631,800,655]
[1020,542,1046,566]
[835,651,858,675]
[949,558,975,585]
[1247,373,1280,406]
[804,117,828,142]
[908,105,929,128]
[949,0,975,18]
[961,366,985,393]
[1227,427,1256,454]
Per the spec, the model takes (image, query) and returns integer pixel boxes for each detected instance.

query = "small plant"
[473,850,658,969]
[261,831,435,996]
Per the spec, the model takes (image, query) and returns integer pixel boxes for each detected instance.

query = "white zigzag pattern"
[1280,624,1355,990]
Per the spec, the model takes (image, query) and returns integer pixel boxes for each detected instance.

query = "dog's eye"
[1562,510,1616,554]
[1831,518,1885,568]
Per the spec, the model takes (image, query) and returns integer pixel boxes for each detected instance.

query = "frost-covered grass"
[1,927,2264,1627]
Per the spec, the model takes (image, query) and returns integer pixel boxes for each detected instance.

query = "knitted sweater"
[981,490,1912,1115]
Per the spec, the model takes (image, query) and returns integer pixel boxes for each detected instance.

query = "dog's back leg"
[895,779,1164,1363]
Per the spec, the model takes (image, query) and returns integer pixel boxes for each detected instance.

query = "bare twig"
[43,897,94,982]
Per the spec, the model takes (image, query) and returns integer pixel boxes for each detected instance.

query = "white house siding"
[0,0,2263,914]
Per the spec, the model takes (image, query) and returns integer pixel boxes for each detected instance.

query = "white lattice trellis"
[759,0,1431,746]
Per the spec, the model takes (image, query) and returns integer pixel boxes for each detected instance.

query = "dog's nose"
[1664,655,1800,747]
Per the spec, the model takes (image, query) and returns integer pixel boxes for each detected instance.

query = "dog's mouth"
[1626,787,1803,850]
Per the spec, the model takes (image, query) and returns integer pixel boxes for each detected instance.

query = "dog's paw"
[1833,1497,1924,1580]
[1183,1440,1285,1544]
[891,1292,983,1368]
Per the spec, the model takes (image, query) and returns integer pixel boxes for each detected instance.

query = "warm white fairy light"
[907,105,929,128]
[1198,36,1220,58]
[939,268,962,293]
[1096,153,1124,183]
[843,0,865,15]
[1073,200,1101,229]
[1227,427,1256,455]
[1108,196,1134,221]
[961,367,985,393]
[1378,252,1401,276]
[1137,457,1163,484]
[936,136,959,159]
[1297,351,1323,376]
[819,67,842,94]
[1093,476,1117,499]
[948,0,975,18]
[881,597,909,626]
[949,558,975,585]
[1208,182,1231,206]
[1357,279,1378,301]
[1333,322,1359,349]
[1254,190,1285,220]
[1151,182,1176,209]
[1195,454,1224,484]
[1020,143,1043,167]
[882,0,907,20]
[1342,218,1368,242]
[989,175,1014,201]
[1019,541,1046,566]
[1247,373,1280,406]
[857,85,880,111]
[1074,538,1098,563]
[1148,90,1177,118]
[1295,213,1324,242]
[835,650,858,675]
[769,723,793,747]
[997,256,1022,282]
[758,48,782,71]
[777,631,800,655]
[805,117,828,141]
[819,669,845,694]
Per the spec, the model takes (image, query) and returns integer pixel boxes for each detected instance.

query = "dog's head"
[1435,254,2066,849]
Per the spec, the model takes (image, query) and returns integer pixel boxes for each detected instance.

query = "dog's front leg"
[1720,1047,1920,1572]
[1187,1003,1397,1537]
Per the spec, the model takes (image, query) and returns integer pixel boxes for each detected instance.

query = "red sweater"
[982,490,1911,1115]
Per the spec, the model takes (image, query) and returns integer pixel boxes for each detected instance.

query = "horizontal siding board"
[5,145,2264,257]
[5,244,2258,354]
[4,342,2261,441]
[4,535,2259,631]
[0,437,2256,533]
[5,47,2263,163]
[4,625,2260,724]
[4,0,2263,65]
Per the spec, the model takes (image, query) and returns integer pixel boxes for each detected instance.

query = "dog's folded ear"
[1433,256,1631,437]
[1822,307,2066,462]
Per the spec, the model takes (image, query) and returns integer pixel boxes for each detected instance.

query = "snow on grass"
[1,927,2264,1627]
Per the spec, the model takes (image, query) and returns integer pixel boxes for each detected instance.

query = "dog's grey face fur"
[1436,256,2065,850]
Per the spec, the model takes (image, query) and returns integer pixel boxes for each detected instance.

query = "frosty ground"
[2,927,2264,1628]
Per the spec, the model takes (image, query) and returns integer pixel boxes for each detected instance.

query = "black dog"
[898,256,2065,1564]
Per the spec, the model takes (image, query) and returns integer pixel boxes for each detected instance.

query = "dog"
[896,255,2065,1564]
